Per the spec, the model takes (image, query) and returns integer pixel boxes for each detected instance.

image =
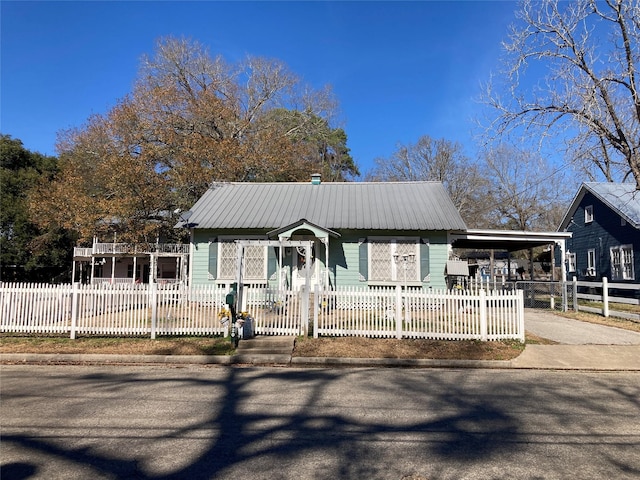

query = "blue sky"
[2,1,518,176]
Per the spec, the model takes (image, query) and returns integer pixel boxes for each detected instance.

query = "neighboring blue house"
[558,182,640,283]
[179,178,468,291]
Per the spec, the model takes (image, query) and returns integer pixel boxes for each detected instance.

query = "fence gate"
[515,281,566,311]
[235,239,313,336]
[245,286,308,336]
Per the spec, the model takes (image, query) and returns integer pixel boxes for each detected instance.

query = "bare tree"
[481,145,572,231]
[367,136,491,227]
[483,0,640,189]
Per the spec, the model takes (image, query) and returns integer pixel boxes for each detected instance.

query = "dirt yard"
[1,311,636,361]
[292,336,529,360]
[0,334,551,360]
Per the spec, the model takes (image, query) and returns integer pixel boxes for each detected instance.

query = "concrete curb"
[290,356,514,369]
[2,345,639,371]
[0,352,514,369]
[0,353,294,366]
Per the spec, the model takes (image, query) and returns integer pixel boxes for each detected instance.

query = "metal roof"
[182,181,468,231]
[559,182,640,230]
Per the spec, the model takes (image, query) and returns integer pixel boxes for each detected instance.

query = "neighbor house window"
[368,238,419,282]
[587,249,596,276]
[584,205,594,223]
[218,240,266,281]
[567,253,576,273]
[611,245,634,281]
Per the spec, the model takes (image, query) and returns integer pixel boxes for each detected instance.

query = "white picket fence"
[0,283,306,339]
[1,282,525,341]
[314,286,524,341]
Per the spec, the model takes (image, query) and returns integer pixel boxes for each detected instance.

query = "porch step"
[232,335,296,364]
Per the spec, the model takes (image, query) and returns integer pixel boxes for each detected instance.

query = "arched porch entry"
[268,219,340,292]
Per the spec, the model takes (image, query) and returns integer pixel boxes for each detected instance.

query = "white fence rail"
[1,283,525,341]
[567,277,639,322]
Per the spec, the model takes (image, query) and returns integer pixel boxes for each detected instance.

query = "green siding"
[427,232,449,290]
[190,229,451,289]
[192,230,216,285]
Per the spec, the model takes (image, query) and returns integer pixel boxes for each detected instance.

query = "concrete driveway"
[524,309,640,345]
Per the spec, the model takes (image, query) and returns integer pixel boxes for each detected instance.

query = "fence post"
[572,276,578,311]
[479,289,488,341]
[602,277,609,318]
[313,284,319,339]
[70,282,80,339]
[150,282,158,339]
[301,285,309,337]
[517,289,525,343]
[396,285,402,339]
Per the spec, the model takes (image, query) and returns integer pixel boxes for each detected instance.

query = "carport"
[450,229,573,282]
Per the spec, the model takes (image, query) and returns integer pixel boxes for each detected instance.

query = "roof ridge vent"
[311,173,321,185]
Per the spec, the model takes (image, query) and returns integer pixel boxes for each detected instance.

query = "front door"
[292,243,317,291]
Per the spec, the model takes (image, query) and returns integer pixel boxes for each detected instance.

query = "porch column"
[490,250,495,283]
[133,256,138,283]
[320,237,329,289]
[278,240,283,292]
[558,240,567,283]
[150,254,157,283]
[278,236,290,292]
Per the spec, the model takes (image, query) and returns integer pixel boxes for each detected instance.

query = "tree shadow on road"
[0,366,569,479]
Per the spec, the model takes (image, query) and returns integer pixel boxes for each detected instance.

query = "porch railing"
[74,243,189,257]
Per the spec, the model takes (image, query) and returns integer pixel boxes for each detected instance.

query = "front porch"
[72,242,190,285]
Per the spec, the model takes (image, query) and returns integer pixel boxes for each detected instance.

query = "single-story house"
[179,177,468,291]
[558,182,639,283]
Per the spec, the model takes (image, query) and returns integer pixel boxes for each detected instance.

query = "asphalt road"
[2,364,639,480]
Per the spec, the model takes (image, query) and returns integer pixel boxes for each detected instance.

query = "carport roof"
[450,229,572,252]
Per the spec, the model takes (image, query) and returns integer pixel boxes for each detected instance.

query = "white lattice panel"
[244,246,264,280]
[219,242,236,279]
[370,241,392,281]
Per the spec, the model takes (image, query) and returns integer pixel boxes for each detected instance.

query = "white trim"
[585,205,594,223]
